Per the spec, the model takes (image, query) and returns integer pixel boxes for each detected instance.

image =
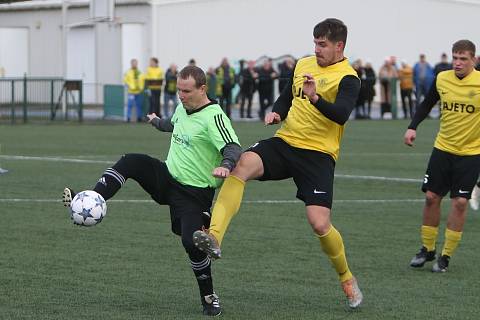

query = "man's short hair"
[151,57,158,64]
[178,66,206,88]
[313,18,348,45]
[452,40,476,58]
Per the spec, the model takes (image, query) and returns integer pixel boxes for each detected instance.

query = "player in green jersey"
[62,66,241,316]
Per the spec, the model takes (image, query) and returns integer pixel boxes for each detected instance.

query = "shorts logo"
[313,189,326,194]
[249,142,260,149]
[459,189,470,194]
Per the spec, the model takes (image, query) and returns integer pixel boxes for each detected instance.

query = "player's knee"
[113,153,147,175]
[425,191,441,207]
[310,220,331,235]
[232,152,263,180]
[452,197,468,212]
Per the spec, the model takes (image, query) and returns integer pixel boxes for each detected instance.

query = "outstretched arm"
[147,113,174,132]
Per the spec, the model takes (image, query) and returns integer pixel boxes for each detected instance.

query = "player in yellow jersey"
[193,18,363,309]
[405,40,480,272]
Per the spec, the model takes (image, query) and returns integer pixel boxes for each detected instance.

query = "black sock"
[93,167,125,200]
[190,255,213,297]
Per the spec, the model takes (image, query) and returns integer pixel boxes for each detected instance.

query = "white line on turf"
[0,155,112,164]
[0,198,424,204]
[0,154,422,183]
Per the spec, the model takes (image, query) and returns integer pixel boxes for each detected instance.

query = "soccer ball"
[70,190,107,226]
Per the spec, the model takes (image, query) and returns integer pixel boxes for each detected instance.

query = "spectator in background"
[124,58,144,123]
[363,61,376,119]
[378,57,398,119]
[163,64,178,118]
[206,67,217,100]
[390,55,399,70]
[256,58,278,121]
[216,58,236,118]
[413,54,434,107]
[352,59,366,119]
[239,60,258,119]
[144,57,164,117]
[434,53,452,75]
[189,58,196,66]
[398,61,414,119]
[278,57,295,93]
[476,56,480,70]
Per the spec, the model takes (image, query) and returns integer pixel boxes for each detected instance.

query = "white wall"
[153,0,480,71]
[0,27,29,77]
[121,23,147,74]
[67,26,96,103]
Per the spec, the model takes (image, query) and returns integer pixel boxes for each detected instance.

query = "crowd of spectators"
[123,54,480,122]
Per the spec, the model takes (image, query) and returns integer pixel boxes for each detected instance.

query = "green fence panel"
[103,85,124,119]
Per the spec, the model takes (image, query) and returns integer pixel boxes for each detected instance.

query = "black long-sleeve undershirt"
[408,79,440,130]
[272,75,360,125]
[220,143,242,171]
[151,117,174,132]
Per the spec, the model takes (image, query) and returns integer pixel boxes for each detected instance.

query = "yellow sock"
[317,226,353,283]
[421,225,438,252]
[209,175,245,246]
[442,228,462,257]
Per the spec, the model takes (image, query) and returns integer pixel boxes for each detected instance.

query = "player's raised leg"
[62,153,163,209]
[193,151,264,259]
[307,205,363,309]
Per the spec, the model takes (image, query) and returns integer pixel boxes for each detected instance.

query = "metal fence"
[0,77,83,123]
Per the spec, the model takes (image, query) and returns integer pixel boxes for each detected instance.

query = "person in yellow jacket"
[124,59,145,122]
[144,57,164,117]
[398,61,414,119]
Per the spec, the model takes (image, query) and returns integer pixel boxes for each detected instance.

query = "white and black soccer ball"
[69,190,107,226]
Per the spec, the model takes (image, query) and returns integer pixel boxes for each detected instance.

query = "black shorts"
[119,154,215,235]
[422,148,480,199]
[247,137,335,208]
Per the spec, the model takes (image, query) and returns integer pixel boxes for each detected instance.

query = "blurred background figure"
[206,67,217,100]
[123,58,144,122]
[363,61,376,119]
[413,54,434,108]
[144,57,164,117]
[256,58,277,121]
[216,57,236,118]
[239,60,258,119]
[398,61,414,119]
[434,53,452,75]
[163,64,178,118]
[378,57,398,119]
[352,59,366,119]
[278,57,295,93]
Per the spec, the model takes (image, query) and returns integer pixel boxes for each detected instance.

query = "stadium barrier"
[0,76,83,123]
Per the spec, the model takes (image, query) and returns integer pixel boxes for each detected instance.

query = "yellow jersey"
[144,66,164,90]
[123,68,144,94]
[275,56,358,161]
[435,70,480,155]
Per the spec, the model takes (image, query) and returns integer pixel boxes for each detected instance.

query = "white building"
[0,0,479,104]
